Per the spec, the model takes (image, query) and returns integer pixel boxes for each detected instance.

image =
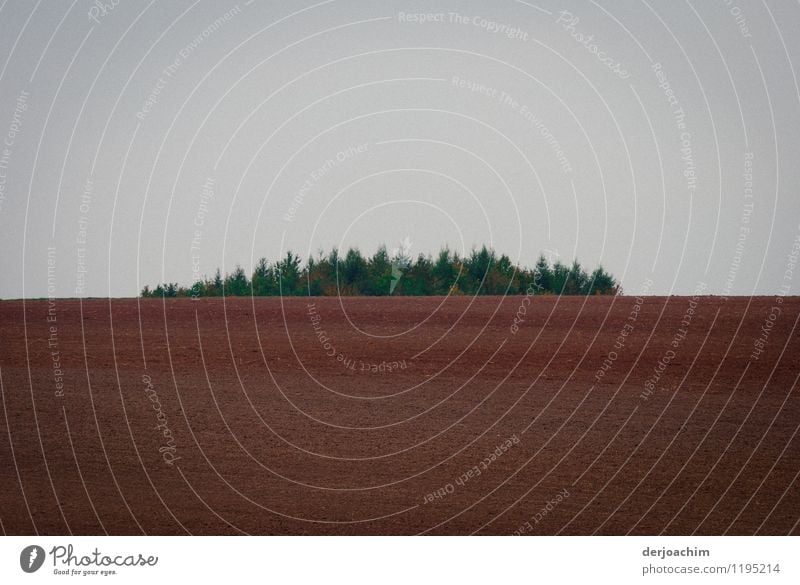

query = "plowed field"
[1,296,798,535]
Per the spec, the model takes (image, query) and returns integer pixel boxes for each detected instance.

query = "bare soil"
[1,295,798,535]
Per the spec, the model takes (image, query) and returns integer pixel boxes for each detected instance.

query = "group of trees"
[141,246,619,298]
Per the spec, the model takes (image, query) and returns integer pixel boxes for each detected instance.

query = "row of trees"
[140,246,619,298]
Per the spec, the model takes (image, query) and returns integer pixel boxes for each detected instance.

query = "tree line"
[140,246,619,298]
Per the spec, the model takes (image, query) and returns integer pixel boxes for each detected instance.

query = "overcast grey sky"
[1,0,799,297]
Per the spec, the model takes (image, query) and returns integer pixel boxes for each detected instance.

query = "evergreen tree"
[252,257,275,296]
[209,269,223,297]
[275,251,302,295]
[368,246,393,295]
[341,248,368,294]
[551,261,569,294]
[225,265,249,296]
[403,254,434,295]
[140,246,618,298]
[432,248,456,295]
[586,265,618,295]
[532,255,552,293]
[565,260,588,295]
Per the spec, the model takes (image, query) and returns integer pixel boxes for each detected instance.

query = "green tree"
[140,246,619,298]
[368,246,393,295]
[204,269,223,297]
[432,248,456,295]
[307,249,336,296]
[551,261,569,294]
[402,254,434,295]
[532,255,552,293]
[224,265,249,296]
[252,257,276,296]
[341,248,368,294]
[276,251,302,295]
[586,265,617,295]
[464,246,494,294]
[565,260,587,295]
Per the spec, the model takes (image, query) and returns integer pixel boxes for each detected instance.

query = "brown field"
[0,295,798,535]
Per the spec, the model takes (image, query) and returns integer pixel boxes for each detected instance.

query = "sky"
[0,0,799,298]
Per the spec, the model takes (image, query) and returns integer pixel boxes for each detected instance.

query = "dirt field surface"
[1,295,798,535]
